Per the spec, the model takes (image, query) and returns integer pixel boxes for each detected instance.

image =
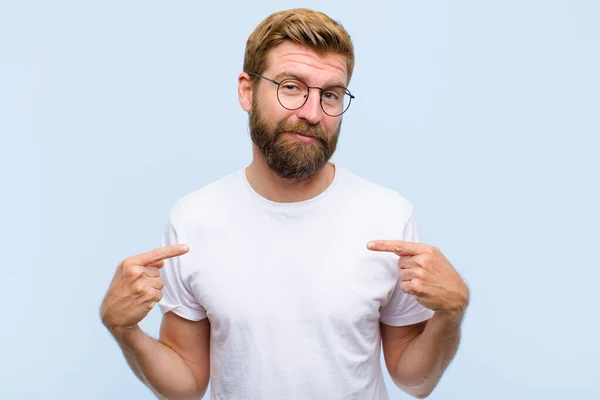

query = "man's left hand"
[367,240,470,320]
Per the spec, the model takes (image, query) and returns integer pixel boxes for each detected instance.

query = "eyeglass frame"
[249,72,355,117]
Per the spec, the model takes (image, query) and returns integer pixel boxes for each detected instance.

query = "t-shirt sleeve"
[379,212,435,326]
[158,221,207,321]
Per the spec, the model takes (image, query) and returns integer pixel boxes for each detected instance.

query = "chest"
[183,226,399,332]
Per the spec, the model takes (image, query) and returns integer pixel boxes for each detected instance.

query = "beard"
[249,97,341,181]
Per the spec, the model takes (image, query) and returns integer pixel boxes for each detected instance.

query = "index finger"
[366,240,428,256]
[132,244,189,267]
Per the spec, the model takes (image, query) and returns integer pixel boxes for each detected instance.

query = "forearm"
[111,325,206,399]
[393,312,462,398]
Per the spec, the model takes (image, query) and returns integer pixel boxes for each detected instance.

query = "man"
[100,8,469,400]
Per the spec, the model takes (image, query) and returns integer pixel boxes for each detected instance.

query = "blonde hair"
[243,8,355,84]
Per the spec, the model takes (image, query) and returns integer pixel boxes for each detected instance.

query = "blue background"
[1,1,598,398]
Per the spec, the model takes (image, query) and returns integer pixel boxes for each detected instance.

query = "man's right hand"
[100,244,190,336]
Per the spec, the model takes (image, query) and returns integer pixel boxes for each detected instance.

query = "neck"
[245,145,335,203]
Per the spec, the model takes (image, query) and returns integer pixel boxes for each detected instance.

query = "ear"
[238,72,253,112]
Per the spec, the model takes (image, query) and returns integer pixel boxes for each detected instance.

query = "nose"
[296,88,323,125]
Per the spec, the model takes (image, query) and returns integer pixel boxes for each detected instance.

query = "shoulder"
[168,168,244,227]
[337,166,415,218]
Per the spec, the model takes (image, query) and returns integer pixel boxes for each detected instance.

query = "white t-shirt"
[158,164,434,400]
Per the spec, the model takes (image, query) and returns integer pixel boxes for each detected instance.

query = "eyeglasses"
[250,73,355,117]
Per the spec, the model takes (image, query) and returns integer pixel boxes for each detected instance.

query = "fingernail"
[181,244,189,251]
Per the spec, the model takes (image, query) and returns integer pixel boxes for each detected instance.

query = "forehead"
[263,41,348,87]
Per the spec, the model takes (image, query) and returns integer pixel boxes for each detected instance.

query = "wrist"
[436,288,470,323]
[432,308,465,326]
[108,324,143,344]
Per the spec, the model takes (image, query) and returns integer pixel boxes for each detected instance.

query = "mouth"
[283,131,318,143]
[287,131,313,137]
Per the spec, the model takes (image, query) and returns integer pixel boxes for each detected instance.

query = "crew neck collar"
[240,162,343,212]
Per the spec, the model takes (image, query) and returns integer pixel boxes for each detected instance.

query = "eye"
[280,80,303,94]
[322,91,339,101]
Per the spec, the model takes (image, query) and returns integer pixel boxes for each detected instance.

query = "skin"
[100,244,210,399]
[368,240,470,398]
[238,41,346,202]
[100,41,470,400]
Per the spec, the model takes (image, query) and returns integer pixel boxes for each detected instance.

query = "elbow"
[413,390,433,399]
[173,370,209,399]
[151,381,209,400]
[403,386,433,399]
[162,388,208,400]
[197,384,209,399]
[178,382,209,400]
[398,385,433,399]
[392,377,436,399]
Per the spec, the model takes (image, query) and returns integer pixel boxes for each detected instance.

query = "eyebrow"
[273,71,347,88]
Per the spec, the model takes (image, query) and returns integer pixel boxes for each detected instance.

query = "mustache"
[275,121,327,141]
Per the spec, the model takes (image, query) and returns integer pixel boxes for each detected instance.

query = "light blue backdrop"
[1,1,598,399]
